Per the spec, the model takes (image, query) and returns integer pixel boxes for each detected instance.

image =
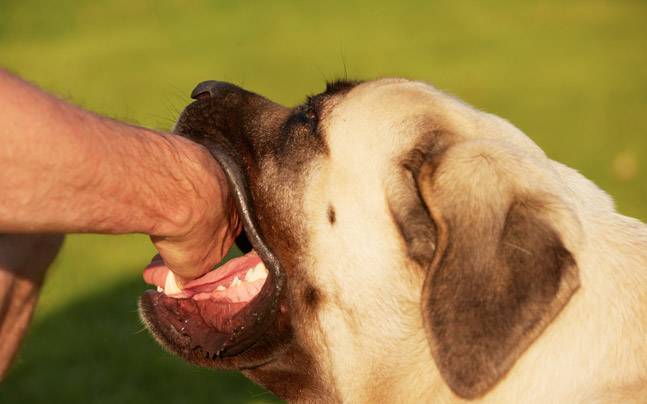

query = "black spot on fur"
[303,285,321,309]
[327,205,336,225]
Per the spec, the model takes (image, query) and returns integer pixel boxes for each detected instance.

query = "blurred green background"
[0,0,645,403]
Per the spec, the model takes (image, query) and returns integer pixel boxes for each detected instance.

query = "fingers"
[142,254,168,288]
[143,154,243,282]
[150,212,241,281]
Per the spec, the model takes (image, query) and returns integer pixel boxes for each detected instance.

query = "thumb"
[142,254,191,296]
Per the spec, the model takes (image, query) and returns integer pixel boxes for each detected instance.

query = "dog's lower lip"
[139,251,278,359]
[238,355,276,370]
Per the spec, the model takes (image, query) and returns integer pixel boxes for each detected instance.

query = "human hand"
[143,142,242,286]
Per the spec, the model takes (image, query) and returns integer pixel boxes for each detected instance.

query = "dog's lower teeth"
[157,260,268,296]
[231,276,242,287]
[244,263,268,282]
[164,271,183,295]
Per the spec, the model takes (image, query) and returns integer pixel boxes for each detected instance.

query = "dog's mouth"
[138,131,285,364]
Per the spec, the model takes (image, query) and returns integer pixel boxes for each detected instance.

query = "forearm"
[0,69,216,237]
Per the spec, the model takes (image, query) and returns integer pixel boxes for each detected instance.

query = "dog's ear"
[405,139,580,398]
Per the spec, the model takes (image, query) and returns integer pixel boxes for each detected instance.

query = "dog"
[139,78,647,403]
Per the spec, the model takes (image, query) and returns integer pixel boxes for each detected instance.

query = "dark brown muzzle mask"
[139,81,291,365]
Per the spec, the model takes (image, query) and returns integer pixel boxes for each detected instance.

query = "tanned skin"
[0,69,240,378]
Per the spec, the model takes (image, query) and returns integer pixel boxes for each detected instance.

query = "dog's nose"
[190,80,241,100]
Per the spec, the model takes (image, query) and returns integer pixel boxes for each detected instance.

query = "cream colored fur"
[297,79,647,403]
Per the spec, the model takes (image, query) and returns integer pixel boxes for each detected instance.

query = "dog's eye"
[286,107,317,131]
[297,109,316,125]
[303,109,316,122]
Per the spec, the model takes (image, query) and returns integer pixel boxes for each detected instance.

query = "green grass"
[0,1,645,403]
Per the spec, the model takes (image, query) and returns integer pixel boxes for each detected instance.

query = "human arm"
[0,69,240,279]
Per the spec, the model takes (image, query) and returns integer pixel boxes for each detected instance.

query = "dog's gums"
[144,251,268,304]
[144,251,267,304]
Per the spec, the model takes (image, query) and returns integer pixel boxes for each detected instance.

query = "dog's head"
[139,79,582,401]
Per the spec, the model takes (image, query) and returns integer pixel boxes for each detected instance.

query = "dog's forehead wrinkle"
[326,78,547,164]
[324,85,457,170]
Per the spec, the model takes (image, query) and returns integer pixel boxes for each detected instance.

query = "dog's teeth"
[244,269,256,282]
[231,276,242,287]
[244,263,269,282]
[216,285,226,291]
[157,286,163,293]
[164,271,183,295]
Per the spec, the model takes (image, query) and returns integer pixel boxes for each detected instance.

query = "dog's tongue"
[143,251,268,302]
